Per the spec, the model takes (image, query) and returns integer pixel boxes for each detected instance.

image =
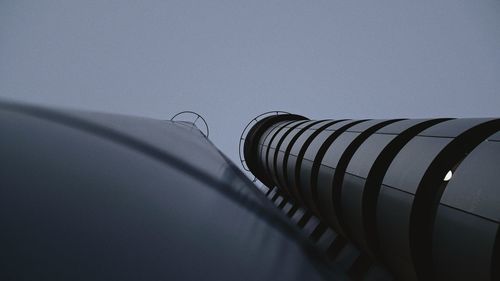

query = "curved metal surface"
[270,120,310,197]
[238,111,290,172]
[286,120,343,205]
[433,133,500,281]
[242,113,307,186]
[376,118,500,281]
[330,119,403,237]
[339,119,448,256]
[242,112,500,281]
[281,120,327,201]
[276,120,322,198]
[0,102,340,281]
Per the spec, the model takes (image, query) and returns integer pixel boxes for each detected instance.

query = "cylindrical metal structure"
[243,114,500,281]
[0,102,342,281]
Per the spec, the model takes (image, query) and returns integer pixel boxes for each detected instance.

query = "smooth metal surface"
[242,113,500,281]
[0,102,340,281]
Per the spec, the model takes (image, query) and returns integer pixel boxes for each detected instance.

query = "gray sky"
[1,0,500,165]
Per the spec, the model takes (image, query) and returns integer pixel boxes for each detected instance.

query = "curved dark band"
[264,120,298,183]
[271,120,310,196]
[281,120,327,200]
[291,120,345,206]
[332,119,404,238]
[363,118,451,256]
[310,120,367,217]
[243,114,308,187]
[411,119,500,280]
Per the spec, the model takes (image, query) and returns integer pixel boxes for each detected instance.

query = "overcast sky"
[1,0,500,165]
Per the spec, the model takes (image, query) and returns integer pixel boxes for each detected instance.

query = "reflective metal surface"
[243,113,500,281]
[0,102,340,281]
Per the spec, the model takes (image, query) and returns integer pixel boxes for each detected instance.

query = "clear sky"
[1,0,500,165]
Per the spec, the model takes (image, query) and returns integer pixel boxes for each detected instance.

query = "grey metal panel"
[330,120,403,245]
[299,157,318,208]
[290,134,310,161]
[432,206,497,281]
[294,120,356,209]
[344,134,397,177]
[310,120,336,130]
[381,136,451,193]
[315,132,361,230]
[300,120,363,217]
[316,228,337,252]
[361,119,452,259]
[275,128,303,192]
[262,120,298,173]
[258,121,292,170]
[276,120,320,194]
[432,138,500,281]
[270,120,310,195]
[286,120,337,203]
[418,118,494,137]
[273,121,312,193]
[339,121,430,239]
[291,208,307,224]
[0,105,336,281]
[274,196,284,207]
[303,120,354,161]
[375,137,451,281]
[315,164,341,232]
[283,202,293,214]
[265,120,305,188]
[303,120,367,229]
[295,120,317,130]
[340,174,373,248]
[321,132,360,169]
[286,153,300,199]
[290,123,329,157]
[244,114,309,187]
[376,119,435,135]
[46,110,229,178]
[289,120,334,158]
[346,119,391,133]
[440,139,500,221]
[489,131,500,141]
[303,217,321,236]
[267,188,277,200]
[279,121,321,154]
[340,119,443,256]
[321,120,390,169]
[376,118,500,281]
[260,121,291,148]
[376,185,419,281]
[242,111,500,281]
[281,120,327,202]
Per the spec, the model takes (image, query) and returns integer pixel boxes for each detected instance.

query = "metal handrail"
[171,111,210,138]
